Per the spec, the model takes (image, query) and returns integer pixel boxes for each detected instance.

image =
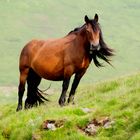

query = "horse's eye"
[86,30,90,34]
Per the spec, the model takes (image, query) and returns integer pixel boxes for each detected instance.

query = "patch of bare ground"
[78,117,115,136]
[41,119,66,131]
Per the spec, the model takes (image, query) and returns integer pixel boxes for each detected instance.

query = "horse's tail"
[25,69,49,109]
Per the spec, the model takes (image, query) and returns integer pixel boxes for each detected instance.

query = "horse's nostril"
[90,44,100,51]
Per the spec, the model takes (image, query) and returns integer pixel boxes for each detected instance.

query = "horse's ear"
[85,15,89,23]
[94,13,99,22]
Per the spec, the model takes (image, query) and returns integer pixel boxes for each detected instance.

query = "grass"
[0,73,140,140]
[0,0,140,86]
[0,1,140,139]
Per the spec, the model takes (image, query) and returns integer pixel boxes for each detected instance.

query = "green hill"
[0,1,140,139]
[0,73,140,140]
[0,0,140,86]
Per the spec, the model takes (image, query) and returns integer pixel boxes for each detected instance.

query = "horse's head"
[85,14,100,51]
[84,14,114,67]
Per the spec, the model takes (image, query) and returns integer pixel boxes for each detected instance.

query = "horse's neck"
[76,28,91,67]
[77,26,89,48]
[73,27,90,58]
[67,24,89,52]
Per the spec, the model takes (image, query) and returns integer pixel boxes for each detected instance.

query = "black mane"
[68,20,114,67]
[68,27,80,34]
[68,24,86,35]
[91,29,114,67]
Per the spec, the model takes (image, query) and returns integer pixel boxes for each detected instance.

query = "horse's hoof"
[67,96,74,104]
[24,102,38,109]
[16,105,22,112]
[59,98,66,106]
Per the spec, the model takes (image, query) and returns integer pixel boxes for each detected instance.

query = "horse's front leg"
[68,71,86,104]
[59,78,70,106]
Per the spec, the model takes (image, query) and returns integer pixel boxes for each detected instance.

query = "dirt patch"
[41,119,65,131]
[79,117,115,136]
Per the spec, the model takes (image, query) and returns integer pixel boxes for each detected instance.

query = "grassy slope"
[0,73,140,140]
[0,0,140,86]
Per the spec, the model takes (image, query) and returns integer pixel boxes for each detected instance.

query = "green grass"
[0,73,140,140]
[0,0,140,86]
[0,1,140,139]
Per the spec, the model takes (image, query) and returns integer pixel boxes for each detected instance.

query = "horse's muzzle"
[89,44,100,54]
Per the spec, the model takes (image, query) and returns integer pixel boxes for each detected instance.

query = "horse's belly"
[43,74,64,81]
[41,69,64,81]
[32,60,64,81]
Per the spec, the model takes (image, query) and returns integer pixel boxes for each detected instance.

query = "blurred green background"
[0,0,140,87]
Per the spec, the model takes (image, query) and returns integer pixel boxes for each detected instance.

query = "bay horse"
[16,14,114,111]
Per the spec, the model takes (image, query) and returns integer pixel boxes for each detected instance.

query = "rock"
[103,120,115,129]
[81,108,91,113]
[81,108,93,113]
[42,120,55,130]
[85,124,97,135]
[47,123,56,130]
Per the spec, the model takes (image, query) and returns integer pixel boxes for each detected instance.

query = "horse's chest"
[81,57,90,69]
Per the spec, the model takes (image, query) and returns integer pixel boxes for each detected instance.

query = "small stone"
[103,120,115,129]
[81,108,92,113]
[85,124,97,135]
[47,123,56,130]
[104,122,111,129]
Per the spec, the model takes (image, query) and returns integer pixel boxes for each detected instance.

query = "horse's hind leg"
[16,68,29,111]
[25,69,42,109]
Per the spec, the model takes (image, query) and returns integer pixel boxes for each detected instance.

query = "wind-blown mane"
[68,24,86,35]
[91,29,114,67]
[68,23,114,67]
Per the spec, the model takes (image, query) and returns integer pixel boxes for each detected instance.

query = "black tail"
[25,69,48,109]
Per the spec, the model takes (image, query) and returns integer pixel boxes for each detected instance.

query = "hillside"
[0,0,140,86]
[0,73,140,140]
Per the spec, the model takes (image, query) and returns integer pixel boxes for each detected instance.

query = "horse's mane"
[68,21,114,67]
[91,29,114,67]
[68,24,86,35]
[68,19,100,35]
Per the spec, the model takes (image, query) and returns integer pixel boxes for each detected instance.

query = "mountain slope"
[0,73,140,140]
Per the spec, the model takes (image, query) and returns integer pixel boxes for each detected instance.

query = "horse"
[16,14,114,111]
